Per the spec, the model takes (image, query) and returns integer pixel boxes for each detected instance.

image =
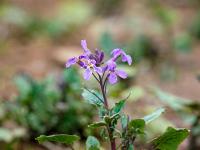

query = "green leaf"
[128,119,145,134]
[151,127,189,150]
[128,144,134,150]
[82,89,104,106]
[35,134,80,145]
[86,136,100,150]
[112,100,126,114]
[88,121,106,128]
[121,114,128,129]
[152,88,190,111]
[143,108,165,124]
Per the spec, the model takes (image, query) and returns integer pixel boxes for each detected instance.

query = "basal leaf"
[151,127,189,150]
[35,134,80,145]
[86,136,100,150]
[143,108,165,124]
[82,89,104,106]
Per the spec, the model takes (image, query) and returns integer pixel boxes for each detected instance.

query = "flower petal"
[111,48,122,60]
[66,57,77,68]
[83,68,92,80]
[122,54,132,65]
[115,70,128,79]
[78,61,87,69]
[108,72,118,84]
[106,59,117,71]
[93,66,102,74]
[81,40,91,54]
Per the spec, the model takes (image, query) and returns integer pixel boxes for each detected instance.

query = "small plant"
[0,69,95,141]
[36,40,189,150]
[153,88,200,150]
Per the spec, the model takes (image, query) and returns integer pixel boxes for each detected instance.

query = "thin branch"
[98,74,108,109]
[92,73,100,83]
[103,75,108,94]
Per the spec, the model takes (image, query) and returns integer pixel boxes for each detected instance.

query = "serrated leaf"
[86,136,100,150]
[82,89,103,106]
[112,100,126,114]
[143,108,165,124]
[35,134,80,145]
[88,121,106,128]
[151,127,189,150]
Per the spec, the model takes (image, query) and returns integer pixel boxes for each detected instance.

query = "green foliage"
[82,89,104,107]
[173,33,192,53]
[190,12,200,39]
[1,69,95,139]
[153,88,200,149]
[128,35,158,63]
[151,127,189,150]
[143,108,165,124]
[150,0,176,27]
[111,100,126,114]
[86,136,100,150]
[35,134,80,145]
[128,119,145,135]
[0,2,92,39]
[88,121,106,128]
[152,88,190,111]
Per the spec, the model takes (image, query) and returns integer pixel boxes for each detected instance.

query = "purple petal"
[78,61,87,69]
[115,70,128,79]
[90,59,96,65]
[83,68,92,80]
[111,48,122,57]
[66,57,77,68]
[106,59,117,71]
[94,49,104,64]
[108,72,118,84]
[102,65,108,72]
[122,54,132,65]
[93,66,102,74]
[81,40,91,54]
[99,51,104,62]
[79,55,87,59]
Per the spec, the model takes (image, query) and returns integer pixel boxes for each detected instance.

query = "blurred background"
[0,0,200,149]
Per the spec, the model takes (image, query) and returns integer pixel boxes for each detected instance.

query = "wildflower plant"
[36,40,189,150]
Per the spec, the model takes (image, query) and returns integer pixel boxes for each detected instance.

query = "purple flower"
[66,57,78,68]
[83,59,102,80]
[81,40,91,55]
[106,60,128,84]
[111,48,132,65]
[66,40,132,83]
[66,40,103,80]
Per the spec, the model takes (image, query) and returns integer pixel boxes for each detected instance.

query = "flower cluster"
[66,40,132,84]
